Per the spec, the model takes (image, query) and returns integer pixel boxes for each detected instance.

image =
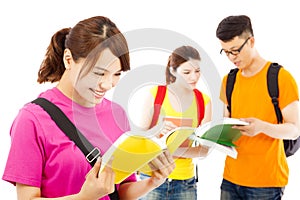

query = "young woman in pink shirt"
[2,16,175,200]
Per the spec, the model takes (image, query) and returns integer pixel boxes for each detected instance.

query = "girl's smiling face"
[73,48,122,107]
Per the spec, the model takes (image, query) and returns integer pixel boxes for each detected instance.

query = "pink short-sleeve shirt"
[2,87,136,199]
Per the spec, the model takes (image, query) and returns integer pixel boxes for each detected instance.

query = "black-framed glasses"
[220,37,251,56]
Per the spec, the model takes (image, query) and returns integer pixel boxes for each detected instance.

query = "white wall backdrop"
[0,0,299,199]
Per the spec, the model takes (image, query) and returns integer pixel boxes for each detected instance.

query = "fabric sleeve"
[278,68,299,109]
[219,75,228,104]
[150,85,158,98]
[202,92,211,106]
[2,107,45,187]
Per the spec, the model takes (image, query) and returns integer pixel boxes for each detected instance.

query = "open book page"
[99,120,195,184]
[139,126,195,174]
[139,116,194,174]
[190,118,249,159]
[189,134,238,159]
[162,116,193,148]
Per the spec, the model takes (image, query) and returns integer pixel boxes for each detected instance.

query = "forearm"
[262,121,300,140]
[118,178,161,200]
[18,192,86,200]
[173,145,209,158]
[17,187,99,200]
[240,101,300,139]
[16,184,86,200]
[118,150,175,199]
[31,195,82,200]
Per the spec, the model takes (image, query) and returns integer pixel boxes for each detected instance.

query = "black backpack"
[226,62,300,157]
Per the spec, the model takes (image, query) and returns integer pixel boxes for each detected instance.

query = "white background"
[0,0,299,199]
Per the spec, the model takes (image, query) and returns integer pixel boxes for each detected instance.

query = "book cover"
[99,120,195,184]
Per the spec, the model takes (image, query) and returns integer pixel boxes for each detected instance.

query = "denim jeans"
[220,179,285,200]
[139,173,197,200]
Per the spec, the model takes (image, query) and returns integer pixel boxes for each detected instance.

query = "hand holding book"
[190,117,249,158]
[98,117,248,184]
[98,119,194,184]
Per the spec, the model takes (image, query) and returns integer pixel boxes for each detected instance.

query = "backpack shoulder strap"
[226,68,239,117]
[149,85,167,128]
[32,97,101,165]
[267,63,283,123]
[192,89,205,183]
[150,86,205,127]
[193,89,205,126]
[32,97,120,199]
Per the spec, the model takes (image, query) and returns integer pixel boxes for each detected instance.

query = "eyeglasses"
[220,37,251,56]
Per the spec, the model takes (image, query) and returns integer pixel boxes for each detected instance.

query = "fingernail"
[97,156,101,163]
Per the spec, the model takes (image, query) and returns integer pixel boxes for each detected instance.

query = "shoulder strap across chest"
[149,85,205,128]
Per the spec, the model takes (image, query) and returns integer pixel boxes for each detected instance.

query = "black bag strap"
[32,97,101,165]
[226,68,239,117]
[32,97,120,200]
[226,63,283,123]
[225,63,300,157]
[267,63,283,124]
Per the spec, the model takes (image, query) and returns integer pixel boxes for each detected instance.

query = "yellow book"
[98,120,195,184]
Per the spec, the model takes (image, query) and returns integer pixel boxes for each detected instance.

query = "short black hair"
[216,15,253,42]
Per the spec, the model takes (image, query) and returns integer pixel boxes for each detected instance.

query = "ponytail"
[37,28,71,83]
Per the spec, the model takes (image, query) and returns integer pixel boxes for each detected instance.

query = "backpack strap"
[150,85,205,127]
[149,86,205,183]
[149,85,167,128]
[267,63,283,123]
[193,89,205,126]
[225,63,300,157]
[32,97,120,200]
[191,89,205,182]
[226,68,239,117]
[226,64,283,122]
[32,98,101,165]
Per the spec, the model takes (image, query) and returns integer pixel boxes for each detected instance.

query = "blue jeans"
[139,173,197,200]
[220,179,285,200]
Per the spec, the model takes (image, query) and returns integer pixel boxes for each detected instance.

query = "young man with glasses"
[216,15,300,199]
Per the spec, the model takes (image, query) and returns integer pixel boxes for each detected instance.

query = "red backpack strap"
[193,89,205,126]
[149,85,167,128]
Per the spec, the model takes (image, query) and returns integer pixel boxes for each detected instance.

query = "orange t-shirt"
[220,62,299,187]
